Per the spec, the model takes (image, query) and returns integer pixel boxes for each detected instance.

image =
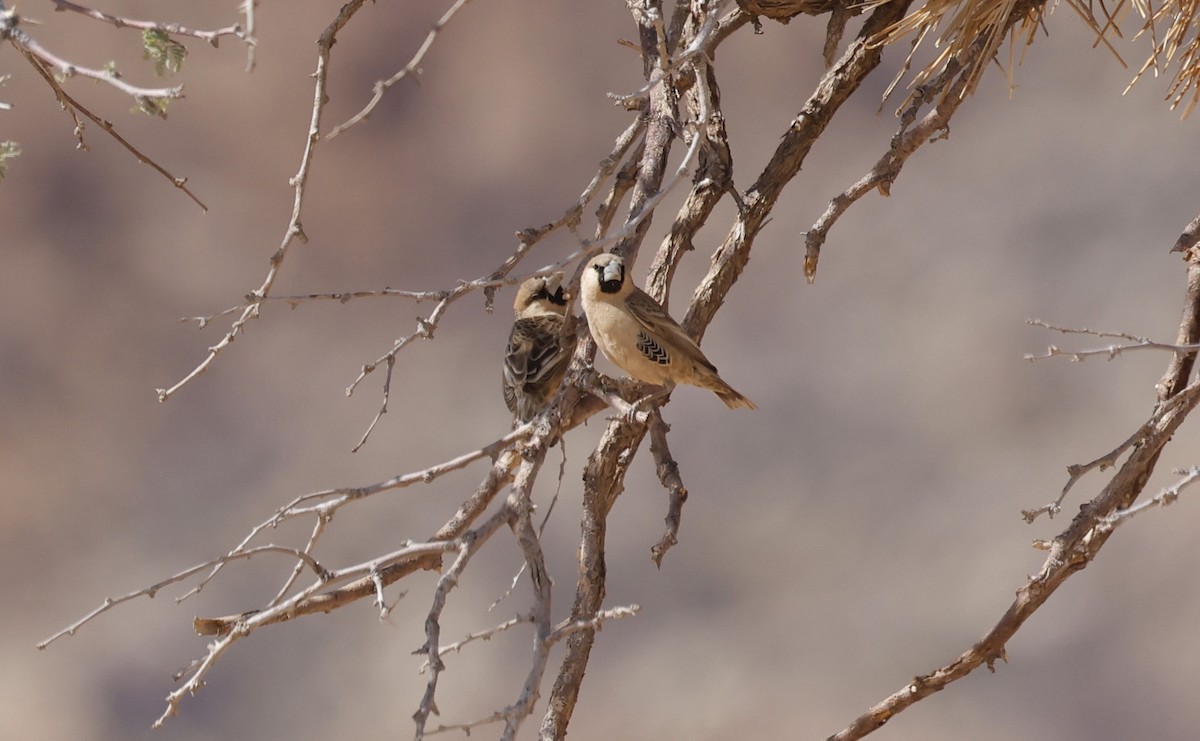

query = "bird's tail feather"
[715,386,756,410]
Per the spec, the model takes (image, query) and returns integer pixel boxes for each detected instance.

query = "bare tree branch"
[49,0,248,47]
[328,0,475,139]
[649,408,688,566]
[828,232,1200,741]
[1023,319,1200,362]
[1099,466,1200,531]
[804,38,979,281]
[156,1,369,401]
[5,11,182,101]
[29,0,1200,737]
[17,42,206,209]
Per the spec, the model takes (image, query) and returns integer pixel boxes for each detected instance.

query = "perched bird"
[502,273,576,424]
[579,252,755,410]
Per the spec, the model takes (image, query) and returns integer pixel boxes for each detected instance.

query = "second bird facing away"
[579,252,756,410]
[503,273,577,424]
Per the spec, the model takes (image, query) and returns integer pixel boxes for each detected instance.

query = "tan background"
[4,2,1200,739]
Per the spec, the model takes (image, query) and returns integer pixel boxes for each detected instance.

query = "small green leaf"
[133,96,170,119]
[0,140,21,181]
[142,29,187,77]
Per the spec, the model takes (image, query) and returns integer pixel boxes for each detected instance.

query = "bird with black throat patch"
[502,273,577,424]
[579,252,755,410]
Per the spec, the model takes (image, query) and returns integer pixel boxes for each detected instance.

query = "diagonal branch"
[49,0,248,47]
[328,0,475,139]
[7,17,182,101]
[804,32,984,281]
[189,381,608,638]
[830,375,1200,740]
[828,236,1200,741]
[684,0,916,341]
[19,48,206,209]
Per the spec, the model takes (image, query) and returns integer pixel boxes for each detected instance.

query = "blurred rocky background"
[3,2,1199,739]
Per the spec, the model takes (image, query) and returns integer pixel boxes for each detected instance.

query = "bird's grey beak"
[600,260,623,284]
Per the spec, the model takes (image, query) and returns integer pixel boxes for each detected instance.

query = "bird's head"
[514,272,568,317]
[585,253,626,296]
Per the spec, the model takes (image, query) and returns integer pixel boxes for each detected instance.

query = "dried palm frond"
[855,0,1200,116]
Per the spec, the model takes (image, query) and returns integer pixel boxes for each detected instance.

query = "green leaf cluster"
[142,29,187,77]
[0,141,21,181]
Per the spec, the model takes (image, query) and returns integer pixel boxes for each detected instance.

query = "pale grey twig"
[36,545,329,650]
[1024,318,1200,362]
[413,509,512,740]
[1098,466,1200,531]
[157,0,372,402]
[328,0,474,139]
[49,0,247,47]
[8,16,182,100]
[156,538,461,727]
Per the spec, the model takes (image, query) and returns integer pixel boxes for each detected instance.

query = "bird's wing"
[624,288,718,373]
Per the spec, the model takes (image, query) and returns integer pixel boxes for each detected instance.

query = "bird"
[502,273,577,424]
[579,252,755,410]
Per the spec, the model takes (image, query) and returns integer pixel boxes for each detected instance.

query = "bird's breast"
[585,298,674,385]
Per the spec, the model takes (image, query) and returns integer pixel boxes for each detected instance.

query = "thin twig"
[547,604,640,644]
[830,231,1200,741]
[20,49,206,209]
[1023,318,1200,362]
[1098,466,1200,531]
[49,0,247,47]
[36,545,328,649]
[156,539,462,727]
[10,25,182,101]
[157,1,370,402]
[351,354,394,452]
[413,509,512,739]
[804,38,978,282]
[181,287,455,327]
[421,613,535,672]
[176,425,528,606]
[268,514,330,607]
[328,0,474,139]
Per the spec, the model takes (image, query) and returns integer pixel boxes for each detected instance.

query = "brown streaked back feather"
[502,313,574,422]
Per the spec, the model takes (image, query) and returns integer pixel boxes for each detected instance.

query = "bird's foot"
[624,385,670,424]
